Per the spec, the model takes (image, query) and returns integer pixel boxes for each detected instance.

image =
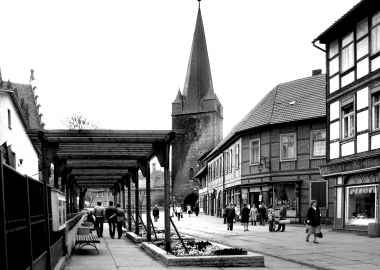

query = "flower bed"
[141,240,265,267]
[125,230,195,243]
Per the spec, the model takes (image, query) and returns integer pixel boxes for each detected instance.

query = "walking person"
[176,204,182,221]
[93,201,105,237]
[275,202,287,232]
[306,200,321,243]
[223,205,227,224]
[194,205,199,216]
[250,204,258,226]
[267,205,275,232]
[105,201,117,239]
[226,202,236,231]
[152,205,159,222]
[170,204,174,218]
[258,204,266,226]
[241,204,250,232]
[115,203,125,239]
[187,204,192,217]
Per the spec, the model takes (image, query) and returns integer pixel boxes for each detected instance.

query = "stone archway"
[184,193,198,210]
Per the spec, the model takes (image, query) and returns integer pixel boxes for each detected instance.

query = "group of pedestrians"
[87,200,125,239]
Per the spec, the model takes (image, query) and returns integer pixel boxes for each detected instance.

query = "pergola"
[28,129,185,252]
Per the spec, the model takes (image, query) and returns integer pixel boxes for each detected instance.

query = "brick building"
[314,0,380,231]
[196,72,329,223]
[171,6,223,210]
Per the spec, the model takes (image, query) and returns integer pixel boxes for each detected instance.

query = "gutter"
[312,40,326,53]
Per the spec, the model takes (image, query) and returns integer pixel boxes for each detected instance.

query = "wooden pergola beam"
[71,169,129,176]
[74,175,122,180]
[56,154,148,160]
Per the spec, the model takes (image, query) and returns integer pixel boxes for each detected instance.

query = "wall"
[0,92,38,176]
[171,111,223,207]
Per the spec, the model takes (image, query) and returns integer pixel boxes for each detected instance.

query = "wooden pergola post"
[37,132,59,270]
[127,174,132,231]
[146,161,151,242]
[134,169,139,235]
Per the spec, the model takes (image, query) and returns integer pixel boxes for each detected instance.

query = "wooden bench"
[76,228,100,254]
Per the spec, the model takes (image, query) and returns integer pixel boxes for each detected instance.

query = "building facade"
[0,72,42,176]
[197,72,328,223]
[171,6,223,210]
[314,0,380,231]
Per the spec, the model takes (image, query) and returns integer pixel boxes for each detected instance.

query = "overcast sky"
[1,0,360,137]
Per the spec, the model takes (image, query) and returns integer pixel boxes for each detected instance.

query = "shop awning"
[239,179,302,187]
[193,165,208,179]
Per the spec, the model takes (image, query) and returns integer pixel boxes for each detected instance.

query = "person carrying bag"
[306,200,322,244]
[110,203,125,239]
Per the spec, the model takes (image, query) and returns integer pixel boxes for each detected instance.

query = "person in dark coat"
[306,200,321,243]
[258,204,267,226]
[105,201,117,239]
[241,204,250,232]
[226,202,236,231]
[152,205,159,222]
[115,204,125,239]
[194,205,199,216]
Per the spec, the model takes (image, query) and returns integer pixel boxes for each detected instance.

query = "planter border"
[141,241,265,267]
[125,231,195,243]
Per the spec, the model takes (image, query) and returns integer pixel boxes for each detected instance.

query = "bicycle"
[320,217,329,226]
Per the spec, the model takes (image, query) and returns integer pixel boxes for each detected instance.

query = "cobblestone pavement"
[152,212,380,270]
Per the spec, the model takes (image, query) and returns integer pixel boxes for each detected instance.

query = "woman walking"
[241,204,250,231]
[306,200,321,243]
[267,205,275,232]
[176,205,182,221]
[115,204,125,239]
[249,204,258,226]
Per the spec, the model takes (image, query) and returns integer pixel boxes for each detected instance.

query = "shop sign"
[259,195,262,201]
[320,156,380,176]
[242,193,247,199]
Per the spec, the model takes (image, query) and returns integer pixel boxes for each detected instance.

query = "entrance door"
[250,192,260,208]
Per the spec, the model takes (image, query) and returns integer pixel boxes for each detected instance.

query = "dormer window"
[372,90,380,130]
[341,32,354,73]
[342,101,355,139]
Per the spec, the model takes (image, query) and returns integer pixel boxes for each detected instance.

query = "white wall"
[0,92,39,177]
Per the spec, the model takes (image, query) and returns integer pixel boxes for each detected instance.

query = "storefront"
[320,157,380,230]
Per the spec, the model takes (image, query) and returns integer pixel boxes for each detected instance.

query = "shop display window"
[346,185,377,226]
[273,183,296,210]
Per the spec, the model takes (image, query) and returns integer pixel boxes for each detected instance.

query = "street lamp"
[258,156,271,172]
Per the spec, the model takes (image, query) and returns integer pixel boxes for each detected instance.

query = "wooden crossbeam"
[71,169,129,176]
[75,175,122,180]
[56,154,147,160]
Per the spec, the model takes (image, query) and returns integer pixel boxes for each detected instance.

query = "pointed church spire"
[172,88,183,104]
[182,2,214,108]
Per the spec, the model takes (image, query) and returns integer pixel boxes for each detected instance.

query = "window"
[311,130,326,158]
[229,149,233,171]
[250,139,260,164]
[216,160,219,178]
[372,92,380,130]
[96,193,99,197]
[346,185,377,226]
[280,133,296,161]
[235,145,239,169]
[189,168,194,179]
[8,109,11,128]
[226,151,230,173]
[310,181,327,208]
[371,11,380,55]
[341,32,354,72]
[219,157,223,175]
[342,102,355,139]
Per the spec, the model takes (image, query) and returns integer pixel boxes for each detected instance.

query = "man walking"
[226,202,236,231]
[105,201,117,238]
[152,205,159,222]
[93,201,105,237]
[275,202,287,232]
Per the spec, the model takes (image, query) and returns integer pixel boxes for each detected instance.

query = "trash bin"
[368,223,380,238]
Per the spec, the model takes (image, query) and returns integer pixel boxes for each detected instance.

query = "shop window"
[235,144,239,169]
[273,183,296,210]
[346,185,377,226]
[250,139,260,164]
[371,11,380,55]
[310,181,327,208]
[311,130,326,158]
[341,32,354,73]
[280,133,296,161]
[189,168,194,180]
[341,101,355,139]
[372,91,380,130]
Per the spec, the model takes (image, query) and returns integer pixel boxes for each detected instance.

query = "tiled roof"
[206,74,326,159]
[12,83,41,129]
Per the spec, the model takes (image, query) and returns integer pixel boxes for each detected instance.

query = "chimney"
[312,69,322,76]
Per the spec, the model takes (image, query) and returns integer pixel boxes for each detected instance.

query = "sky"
[1,0,360,137]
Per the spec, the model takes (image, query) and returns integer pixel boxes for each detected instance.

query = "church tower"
[171,3,223,209]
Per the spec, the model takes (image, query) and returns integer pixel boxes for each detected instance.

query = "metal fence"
[0,159,64,270]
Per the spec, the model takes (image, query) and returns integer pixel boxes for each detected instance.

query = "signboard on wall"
[242,193,247,199]
[51,189,66,231]
[259,195,262,201]
[320,156,380,177]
